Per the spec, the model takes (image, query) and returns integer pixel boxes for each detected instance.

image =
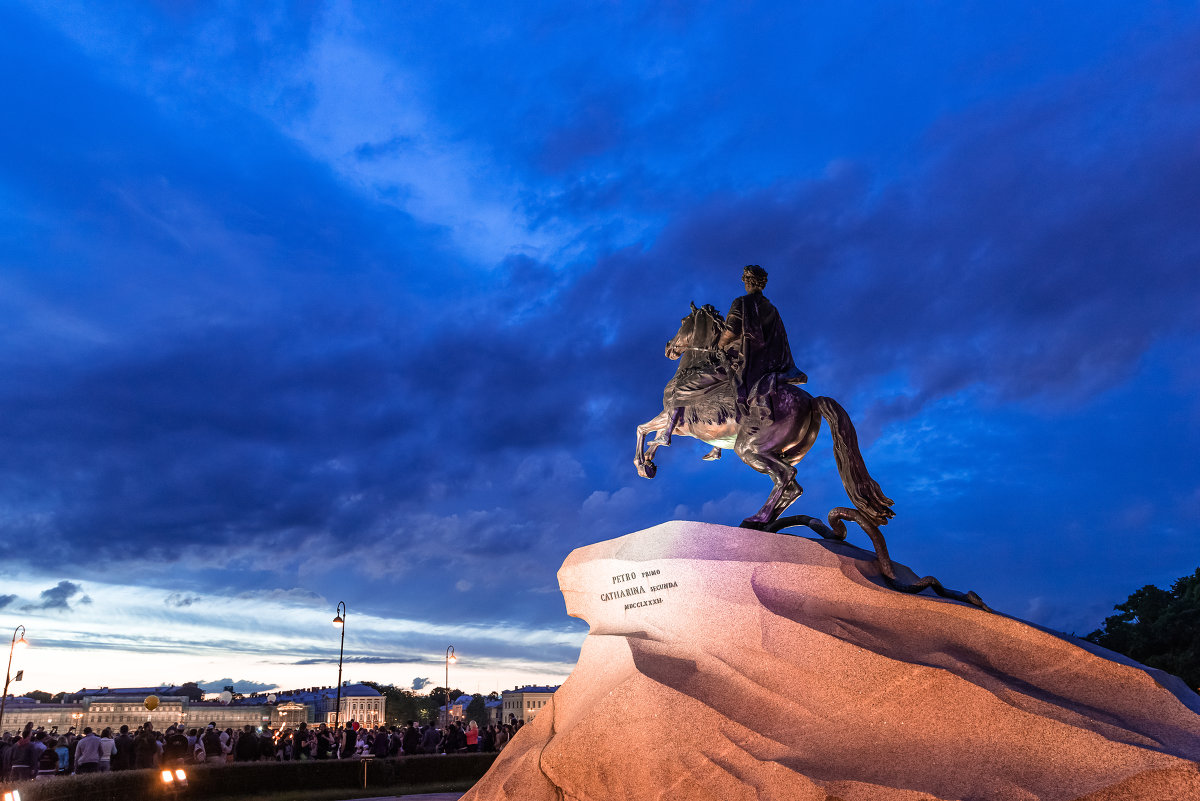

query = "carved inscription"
[599,567,679,610]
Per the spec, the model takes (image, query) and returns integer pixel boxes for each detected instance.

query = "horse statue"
[634,302,895,530]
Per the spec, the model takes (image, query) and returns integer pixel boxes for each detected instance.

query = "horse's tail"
[814,396,895,526]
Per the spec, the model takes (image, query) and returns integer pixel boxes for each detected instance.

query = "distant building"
[268,683,385,726]
[336,683,385,726]
[500,685,559,724]
[440,694,505,725]
[1,682,383,734]
[0,695,81,733]
[484,697,502,724]
[451,694,471,721]
[274,701,308,728]
[437,693,470,723]
[85,695,190,730]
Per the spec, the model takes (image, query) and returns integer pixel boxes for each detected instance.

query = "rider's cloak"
[725,291,802,412]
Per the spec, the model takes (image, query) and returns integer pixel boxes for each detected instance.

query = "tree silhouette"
[466,694,487,724]
[176,682,204,701]
[1086,567,1200,690]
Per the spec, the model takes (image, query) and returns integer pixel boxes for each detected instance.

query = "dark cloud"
[22,581,92,613]
[0,595,15,610]
[411,678,432,691]
[353,135,419,162]
[197,679,278,694]
[235,588,327,606]
[0,0,1196,653]
[292,655,427,666]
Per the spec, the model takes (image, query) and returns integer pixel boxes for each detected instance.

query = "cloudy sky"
[2,1,1198,696]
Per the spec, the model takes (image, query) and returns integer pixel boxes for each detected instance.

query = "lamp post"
[443,645,456,728]
[332,602,346,731]
[1,625,28,734]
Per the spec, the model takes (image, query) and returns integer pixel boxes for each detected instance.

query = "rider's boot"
[702,448,722,461]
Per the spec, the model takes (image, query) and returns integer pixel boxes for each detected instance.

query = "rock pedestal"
[463,521,1200,801]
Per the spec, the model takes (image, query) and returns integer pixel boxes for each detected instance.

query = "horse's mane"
[692,303,725,347]
[667,303,735,425]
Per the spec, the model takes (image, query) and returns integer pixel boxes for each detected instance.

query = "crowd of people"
[0,716,526,781]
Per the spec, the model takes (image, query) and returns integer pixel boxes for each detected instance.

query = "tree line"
[1086,567,1200,689]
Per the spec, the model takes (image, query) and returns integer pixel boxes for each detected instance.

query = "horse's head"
[666,302,724,360]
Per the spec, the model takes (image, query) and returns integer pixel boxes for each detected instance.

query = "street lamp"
[332,602,346,730]
[443,646,457,728]
[1,625,29,733]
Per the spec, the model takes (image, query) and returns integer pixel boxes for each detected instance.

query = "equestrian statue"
[633,265,986,608]
[634,264,892,528]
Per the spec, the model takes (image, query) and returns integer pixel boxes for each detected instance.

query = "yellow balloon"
[144,695,160,711]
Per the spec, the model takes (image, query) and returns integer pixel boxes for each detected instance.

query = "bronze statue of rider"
[661,265,806,458]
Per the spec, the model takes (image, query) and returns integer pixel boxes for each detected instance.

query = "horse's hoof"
[637,461,657,479]
[739,518,768,530]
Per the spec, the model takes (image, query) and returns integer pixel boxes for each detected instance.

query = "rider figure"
[719,264,806,420]
[661,265,806,459]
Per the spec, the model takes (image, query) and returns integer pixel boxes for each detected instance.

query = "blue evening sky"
[2,0,1198,695]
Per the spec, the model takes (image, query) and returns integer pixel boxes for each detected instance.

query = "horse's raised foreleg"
[635,410,671,479]
[644,410,680,464]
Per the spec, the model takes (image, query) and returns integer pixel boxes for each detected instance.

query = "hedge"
[0,753,497,801]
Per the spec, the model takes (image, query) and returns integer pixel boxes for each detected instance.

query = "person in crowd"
[235,724,258,762]
[184,728,199,762]
[292,723,307,760]
[163,725,190,764]
[354,730,371,758]
[98,727,117,772]
[389,726,403,757]
[61,728,76,773]
[192,732,206,763]
[36,737,60,777]
[0,732,12,779]
[419,718,441,755]
[480,723,495,753]
[7,732,35,780]
[27,730,47,773]
[340,721,357,759]
[258,727,276,761]
[372,725,390,759]
[299,726,315,760]
[0,732,11,779]
[133,723,158,770]
[314,723,332,759]
[110,724,134,771]
[277,728,292,760]
[465,720,479,752]
[402,721,420,755]
[202,724,224,765]
[74,727,102,773]
[54,734,69,773]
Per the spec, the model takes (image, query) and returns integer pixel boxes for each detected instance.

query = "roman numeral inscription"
[599,568,679,610]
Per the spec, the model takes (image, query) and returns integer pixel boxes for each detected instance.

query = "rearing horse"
[634,303,895,529]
